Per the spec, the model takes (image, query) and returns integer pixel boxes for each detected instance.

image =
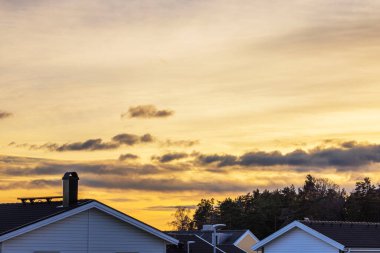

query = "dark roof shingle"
[301,220,380,248]
[166,231,246,253]
[167,234,218,253]
[0,199,93,236]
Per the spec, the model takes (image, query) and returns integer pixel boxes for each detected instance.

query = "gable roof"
[301,220,380,249]
[0,199,93,236]
[218,230,255,245]
[233,230,259,246]
[252,221,345,251]
[166,231,247,253]
[0,199,178,245]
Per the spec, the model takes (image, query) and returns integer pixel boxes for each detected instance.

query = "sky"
[1,0,380,229]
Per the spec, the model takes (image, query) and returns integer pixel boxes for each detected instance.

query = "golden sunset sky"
[1,0,380,229]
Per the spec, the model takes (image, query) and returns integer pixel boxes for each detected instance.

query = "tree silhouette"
[168,207,195,231]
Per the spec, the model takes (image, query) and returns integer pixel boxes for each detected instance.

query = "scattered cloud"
[10,133,155,152]
[340,141,358,149]
[140,133,154,142]
[119,153,139,161]
[112,133,154,146]
[10,133,199,152]
[0,154,249,192]
[145,205,197,211]
[196,154,237,167]
[0,176,251,192]
[82,177,250,192]
[4,140,380,193]
[0,162,163,177]
[8,140,380,171]
[53,139,119,151]
[122,105,174,119]
[0,111,12,120]
[152,152,188,163]
[0,179,58,190]
[106,198,142,202]
[161,139,199,147]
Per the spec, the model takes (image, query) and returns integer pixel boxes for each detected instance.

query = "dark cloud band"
[196,142,380,168]
[11,133,154,152]
[81,177,250,192]
[3,141,380,193]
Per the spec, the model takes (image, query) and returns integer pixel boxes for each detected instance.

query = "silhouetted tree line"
[170,175,380,239]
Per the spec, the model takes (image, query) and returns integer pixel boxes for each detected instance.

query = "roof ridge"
[300,220,380,225]
[0,199,94,205]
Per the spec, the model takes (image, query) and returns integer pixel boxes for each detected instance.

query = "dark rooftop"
[167,234,220,253]
[300,220,380,248]
[166,230,247,243]
[0,199,93,236]
[166,230,247,253]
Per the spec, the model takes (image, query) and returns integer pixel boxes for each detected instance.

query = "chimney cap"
[62,172,79,180]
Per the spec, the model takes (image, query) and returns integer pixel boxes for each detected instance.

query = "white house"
[0,172,178,253]
[252,219,380,253]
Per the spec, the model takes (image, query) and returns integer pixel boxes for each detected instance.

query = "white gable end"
[2,208,166,253]
[89,208,165,252]
[264,228,339,253]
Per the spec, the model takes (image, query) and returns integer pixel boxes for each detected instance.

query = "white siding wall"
[88,209,165,253]
[2,209,166,253]
[3,211,89,253]
[264,228,339,253]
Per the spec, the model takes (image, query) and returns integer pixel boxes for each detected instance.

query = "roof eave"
[252,221,345,251]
